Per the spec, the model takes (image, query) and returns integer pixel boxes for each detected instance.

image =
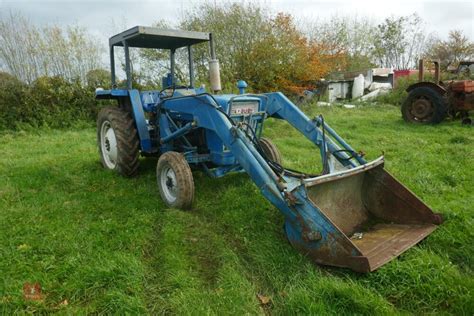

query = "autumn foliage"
[245,13,344,94]
[179,4,345,95]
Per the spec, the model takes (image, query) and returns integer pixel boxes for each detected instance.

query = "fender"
[96,88,153,152]
[406,82,446,95]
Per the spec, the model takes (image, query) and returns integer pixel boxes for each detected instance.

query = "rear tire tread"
[402,87,447,124]
[97,106,140,177]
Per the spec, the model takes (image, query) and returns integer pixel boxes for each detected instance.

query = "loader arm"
[262,92,366,169]
[161,93,442,273]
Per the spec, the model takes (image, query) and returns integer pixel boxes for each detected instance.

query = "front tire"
[258,137,282,165]
[156,152,194,209]
[402,87,447,124]
[97,107,140,177]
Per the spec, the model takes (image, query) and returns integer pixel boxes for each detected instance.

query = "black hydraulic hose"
[331,149,358,161]
[319,115,330,175]
[240,122,320,178]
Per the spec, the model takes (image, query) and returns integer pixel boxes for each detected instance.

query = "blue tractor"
[96,26,443,272]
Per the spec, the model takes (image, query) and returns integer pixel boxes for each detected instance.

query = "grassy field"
[1,104,473,314]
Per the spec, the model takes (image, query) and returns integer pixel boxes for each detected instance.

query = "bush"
[0,72,26,129]
[0,74,101,130]
[376,73,446,106]
[86,69,111,89]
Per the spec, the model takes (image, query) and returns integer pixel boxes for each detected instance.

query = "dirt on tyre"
[156,151,194,209]
[258,137,282,165]
[97,106,140,177]
[402,87,447,124]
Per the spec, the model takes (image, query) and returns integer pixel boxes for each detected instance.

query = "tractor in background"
[95,26,443,273]
[402,59,474,125]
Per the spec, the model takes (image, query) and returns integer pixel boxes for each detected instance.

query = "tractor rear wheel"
[259,137,282,165]
[97,106,140,177]
[402,87,447,124]
[156,152,194,209]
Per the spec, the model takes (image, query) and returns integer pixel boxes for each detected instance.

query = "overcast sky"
[1,0,473,42]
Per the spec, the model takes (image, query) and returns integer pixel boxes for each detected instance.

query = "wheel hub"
[100,121,118,169]
[160,166,177,203]
[411,98,434,120]
[166,176,174,190]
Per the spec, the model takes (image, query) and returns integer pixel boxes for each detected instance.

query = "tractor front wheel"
[258,137,282,165]
[156,152,194,209]
[402,87,447,124]
[97,107,140,177]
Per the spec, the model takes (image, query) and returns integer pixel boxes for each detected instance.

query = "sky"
[0,0,473,42]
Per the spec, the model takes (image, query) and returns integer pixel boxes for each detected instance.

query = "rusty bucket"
[293,157,443,272]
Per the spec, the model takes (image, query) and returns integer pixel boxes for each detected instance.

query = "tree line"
[0,3,473,95]
[0,12,102,84]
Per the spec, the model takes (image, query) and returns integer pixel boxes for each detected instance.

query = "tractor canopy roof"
[109,26,210,50]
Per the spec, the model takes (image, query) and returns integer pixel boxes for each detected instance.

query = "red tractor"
[402,59,474,125]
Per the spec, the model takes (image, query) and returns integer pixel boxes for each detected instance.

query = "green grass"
[1,104,473,314]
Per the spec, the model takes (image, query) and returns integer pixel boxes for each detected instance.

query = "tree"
[170,3,341,94]
[178,2,270,91]
[373,14,429,69]
[0,12,104,83]
[86,69,111,88]
[425,30,474,70]
[255,13,341,94]
[307,15,376,72]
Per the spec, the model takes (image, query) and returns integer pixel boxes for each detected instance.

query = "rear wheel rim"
[160,166,177,203]
[100,121,118,169]
[408,97,435,122]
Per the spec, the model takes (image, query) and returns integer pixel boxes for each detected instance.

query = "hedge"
[0,72,102,130]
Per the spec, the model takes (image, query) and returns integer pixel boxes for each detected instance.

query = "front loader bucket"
[285,157,442,272]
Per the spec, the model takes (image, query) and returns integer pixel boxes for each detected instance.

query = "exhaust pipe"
[209,33,221,92]
[209,59,221,92]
